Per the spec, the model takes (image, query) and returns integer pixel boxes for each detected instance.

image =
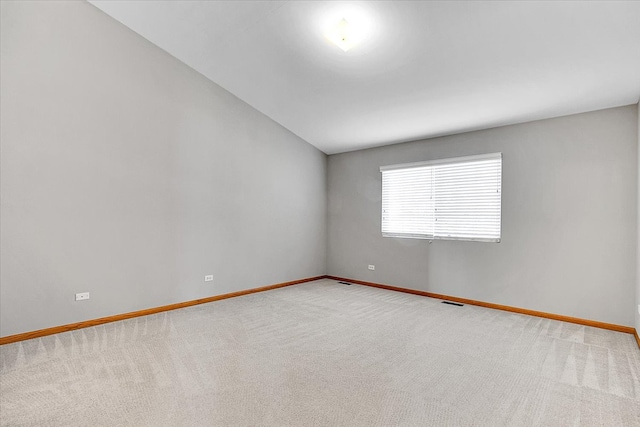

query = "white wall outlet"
[368,265,375,270]
[204,275,214,282]
[638,304,640,315]
[75,292,90,301]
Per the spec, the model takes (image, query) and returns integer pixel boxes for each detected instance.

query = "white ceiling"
[89,1,640,154]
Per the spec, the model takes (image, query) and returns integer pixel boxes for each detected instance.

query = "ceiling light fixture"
[326,18,354,51]
[321,6,373,52]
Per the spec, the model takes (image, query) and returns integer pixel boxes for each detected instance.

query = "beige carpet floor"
[1,278,639,426]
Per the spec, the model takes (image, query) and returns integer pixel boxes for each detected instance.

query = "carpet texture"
[1,279,639,426]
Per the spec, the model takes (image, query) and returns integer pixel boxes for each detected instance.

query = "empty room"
[1,0,639,425]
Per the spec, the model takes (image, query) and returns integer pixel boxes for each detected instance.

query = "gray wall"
[637,102,640,334]
[328,106,638,327]
[0,1,327,337]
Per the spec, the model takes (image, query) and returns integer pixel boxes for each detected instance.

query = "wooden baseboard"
[327,276,636,335]
[0,275,325,346]
[5,274,637,348]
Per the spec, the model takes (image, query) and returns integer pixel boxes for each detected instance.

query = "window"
[380,153,502,242]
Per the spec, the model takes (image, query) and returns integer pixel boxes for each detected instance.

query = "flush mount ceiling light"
[321,6,374,52]
[326,18,356,51]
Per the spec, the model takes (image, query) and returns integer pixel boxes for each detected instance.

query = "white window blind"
[380,153,502,242]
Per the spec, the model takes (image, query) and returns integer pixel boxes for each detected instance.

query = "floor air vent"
[338,281,352,286]
[442,301,463,307]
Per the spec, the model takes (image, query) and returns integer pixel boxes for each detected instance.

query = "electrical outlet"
[638,304,640,315]
[204,275,214,282]
[75,292,90,301]
[368,265,375,270]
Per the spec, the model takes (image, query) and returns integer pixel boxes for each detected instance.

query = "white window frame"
[380,153,502,242]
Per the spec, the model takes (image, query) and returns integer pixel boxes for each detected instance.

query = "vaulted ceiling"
[89,1,640,154]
